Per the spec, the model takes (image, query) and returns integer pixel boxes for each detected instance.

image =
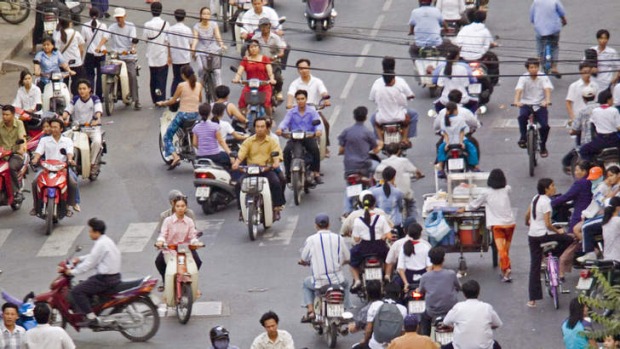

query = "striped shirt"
[0,325,25,349]
[192,120,221,156]
[301,230,350,288]
[158,215,199,245]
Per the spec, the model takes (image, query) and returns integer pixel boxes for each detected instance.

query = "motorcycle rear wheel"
[0,0,30,24]
[119,297,160,342]
[292,171,302,206]
[201,197,216,215]
[45,200,55,236]
[326,322,338,348]
[176,283,193,324]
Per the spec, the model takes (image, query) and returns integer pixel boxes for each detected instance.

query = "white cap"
[582,85,596,98]
[113,7,126,18]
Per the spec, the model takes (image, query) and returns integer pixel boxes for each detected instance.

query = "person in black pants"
[82,8,107,100]
[90,0,109,18]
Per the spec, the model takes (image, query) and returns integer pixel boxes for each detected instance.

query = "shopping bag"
[424,210,452,243]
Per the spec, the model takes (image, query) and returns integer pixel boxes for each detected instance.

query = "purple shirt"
[192,120,220,156]
[551,178,592,234]
[278,105,323,132]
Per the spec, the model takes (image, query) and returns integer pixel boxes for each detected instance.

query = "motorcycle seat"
[318,284,345,295]
[107,279,143,294]
[598,147,619,158]
[584,259,620,269]
[181,119,197,130]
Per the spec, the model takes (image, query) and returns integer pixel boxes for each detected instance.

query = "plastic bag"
[424,210,452,243]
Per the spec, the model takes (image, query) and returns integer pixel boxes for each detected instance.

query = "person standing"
[0,303,25,349]
[22,303,75,349]
[590,29,620,90]
[91,0,109,18]
[566,63,599,126]
[250,311,294,349]
[529,0,567,77]
[82,7,109,101]
[168,9,193,96]
[53,19,86,96]
[143,1,170,105]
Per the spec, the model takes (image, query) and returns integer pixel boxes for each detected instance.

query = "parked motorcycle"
[412,47,446,98]
[239,157,279,241]
[0,141,27,211]
[158,242,204,324]
[101,51,136,116]
[194,158,236,214]
[303,0,337,40]
[41,71,71,114]
[32,149,71,235]
[158,107,197,167]
[0,0,30,24]
[62,122,107,181]
[308,284,352,348]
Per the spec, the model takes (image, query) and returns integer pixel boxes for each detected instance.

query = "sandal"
[167,158,181,170]
[300,311,315,323]
[526,301,536,308]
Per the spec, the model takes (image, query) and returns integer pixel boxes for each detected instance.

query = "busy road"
[1,0,620,347]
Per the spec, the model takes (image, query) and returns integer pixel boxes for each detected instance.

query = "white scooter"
[239,157,279,241]
[100,51,133,116]
[412,48,445,98]
[41,72,71,114]
[62,123,106,181]
[194,158,236,215]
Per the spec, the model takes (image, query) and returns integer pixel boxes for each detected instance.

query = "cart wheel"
[458,257,467,273]
[491,240,499,268]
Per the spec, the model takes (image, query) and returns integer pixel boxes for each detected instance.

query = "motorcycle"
[412,47,446,98]
[356,254,384,302]
[194,158,236,214]
[101,50,135,116]
[344,172,375,213]
[158,107,197,168]
[576,259,620,296]
[32,149,71,236]
[62,122,107,181]
[441,20,461,39]
[0,141,27,211]
[0,0,30,24]
[309,284,352,348]
[239,155,280,241]
[466,60,494,115]
[405,288,425,315]
[231,74,270,134]
[41,71,71,114]
[303,0,337,40]
[157,242,204,324]
[444,144,468,174]
[431,316,454,346]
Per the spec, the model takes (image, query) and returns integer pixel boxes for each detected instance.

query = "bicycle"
[539,35,554,75]
[199,51,223,104]
[540,241,561,309]
[512,103,550,177]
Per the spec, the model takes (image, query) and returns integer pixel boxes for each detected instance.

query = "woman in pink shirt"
[154,196,202,290]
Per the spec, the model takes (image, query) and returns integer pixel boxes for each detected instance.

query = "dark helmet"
[210,326,230,344]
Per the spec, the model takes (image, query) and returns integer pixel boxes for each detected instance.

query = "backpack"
[372,301,403,343]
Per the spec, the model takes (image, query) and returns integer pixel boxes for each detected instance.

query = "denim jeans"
[536,33,560,65]
[302,276,351,309]
[164,111,198,157]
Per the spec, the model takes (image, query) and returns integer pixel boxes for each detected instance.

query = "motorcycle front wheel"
[176,283,193,324]
[0,0,30,24]
[292,171,302,206]
[118,297,160,342]
[104,78,116,116]
[45,200,55,236]
[158,132,173,165]
[247,200,258,241]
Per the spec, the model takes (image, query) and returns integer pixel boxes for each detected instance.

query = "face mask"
[214,339,229,349]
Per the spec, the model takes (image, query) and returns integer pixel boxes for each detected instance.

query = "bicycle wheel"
[551,285,559,309]
[206,72,217,104]
[0,0,30,24]
[527,128,536,177]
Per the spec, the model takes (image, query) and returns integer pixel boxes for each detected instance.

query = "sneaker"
[540,149,549,158]
[576,252,598,263]
[518,140,527,149]
[77,317,101,328]
[437,170,446,179]
[134,102,142,111]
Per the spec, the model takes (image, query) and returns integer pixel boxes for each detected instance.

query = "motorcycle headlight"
[249,79,260,88]
[292,132,305,140]
[110,52,118,59]
[41,162,65,172]
[247,166,260,175]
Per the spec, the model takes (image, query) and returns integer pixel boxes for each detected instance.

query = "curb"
[0,29,32,73]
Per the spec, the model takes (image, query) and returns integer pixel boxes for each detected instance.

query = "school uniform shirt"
[352,214,392,241]
[434,105,480,133]
[397,239,432,273]
[455,22,493,61]
[366,299,407,349]
[168,22,193,65]
[12,85,42,111]
[375,155,419,199]
[370,83,408,125]
[301,230,350,288]
[34,135,74,162]
[466,186,516,228]
[53,28,85,67]
[143,16,169,67]
[440,114,469,145]
[528,194,553,237]
[443,299,502,349]
[81,20,109,56]
[515,72,554,105]
[65,95,103,124]
[590,105,620,134]
[565,78,599,117]
[590,45,620,88]
[435,63,476,105]
[216,120,236,152]
[370,77,414,101]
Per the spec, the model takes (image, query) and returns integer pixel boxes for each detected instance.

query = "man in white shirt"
[168,9,193,96]
[443,280,502,349]
[590,29,620,89]
[250,311,294,349]
[454,11,499,85]
[53,21,86,96]
[23,303,75,349]
[513,58,553,156]
[67,218,122,327]
[359,282,407,349]
[299,213,351,322]
[580,89,620,161]
[370,73,414,148]
[239,0,282,40]
[566,62,599,125]
[82,7,109,100]
[0,303,25,349]
[143,2,170,105]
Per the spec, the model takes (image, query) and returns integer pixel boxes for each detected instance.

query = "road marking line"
[118,222,159,253]
[194,219,225,239]
[160,301,223,317]
[328,105,342,126]
[0,229,11,249]
[340,73,358,100]
[370,14,384,37]
[259,215,298,246]
[382,0,393,11]
[37,225,84,257]
[355,43,372,68]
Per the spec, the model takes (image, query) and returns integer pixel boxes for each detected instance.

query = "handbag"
[424,210,452,242]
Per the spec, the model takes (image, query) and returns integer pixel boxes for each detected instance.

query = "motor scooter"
[41,71,71,114]
[158,107,197,168]
[32,149,71,236]
[231,74,270,134]
[62,122,107,181]
[194,158,236,214]
[344,172,375,213]
[157,242,204,324]
[0,141,27,211]
[356,254,384,302]
[303,0,337,41]
[308,284,352,348]
[466,60,494,115]
[431,316,454,346]
[100,50,134,116]
[411,47,446,98]
[405,288,425,315]
[444,144,468,174]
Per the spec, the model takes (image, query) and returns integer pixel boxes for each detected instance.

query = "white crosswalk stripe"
[118,222,159,253]
[36,225,84,257]
[259,214,298,246]
[0,229,12,250]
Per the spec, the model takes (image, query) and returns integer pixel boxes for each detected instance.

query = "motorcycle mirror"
[322,95,331,100]
[311,119,321,126]
[230,65,238,73]
[60,148,67,155]
[342,311,354,320]
[15,139,25,145]
[270,151,279,157]
[477,105,488,115]
[427,109,437,118]
[196,231,204,238]
[278,16,286,24]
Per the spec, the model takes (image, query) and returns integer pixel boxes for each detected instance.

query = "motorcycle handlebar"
[511,103,552,107]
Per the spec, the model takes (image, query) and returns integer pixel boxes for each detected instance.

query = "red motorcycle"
[0,145,26,210]
[33,155,70,235]
[30,250,160,342]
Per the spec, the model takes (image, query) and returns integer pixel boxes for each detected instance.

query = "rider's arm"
[192,133,198,148]
[265,63,276,84]
[156,216,172,245]
[442,306,457,327]
[543,87,552,106]
[92,98,103,124]
[213,25,226,50]
[227,103,248,123]
[543,211,563,234]
[566,99,575,122]
[191,28,199,56]
[215,131,231,155]
[232,64,246,83]
[513,87,523,106]
[312,110,323,137]
[489,307,503,329]
[159,84,183,106]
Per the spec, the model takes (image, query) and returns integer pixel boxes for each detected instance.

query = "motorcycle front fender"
[291,158,304,173]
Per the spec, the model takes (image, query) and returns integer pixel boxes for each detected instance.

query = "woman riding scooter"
[33,37,75,92]
[192,103,232,168]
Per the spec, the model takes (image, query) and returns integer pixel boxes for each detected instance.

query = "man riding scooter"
[255,18,286,102]
[408,0,451,57]
[455,10,500,85]
[239,0,282,41]
[0,105,27,204]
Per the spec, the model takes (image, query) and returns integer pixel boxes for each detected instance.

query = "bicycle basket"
[245,91,266,105]
[241,176,263,194]
[100,62,122,75]
[202,54,222,70]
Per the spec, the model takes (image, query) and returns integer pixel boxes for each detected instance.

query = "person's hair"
[487,168,507,189]
[602,197,620,226]
[462,280,480,299]
[88,7,100,33]
[381,166,396,197]
[41,117,52,127]
[525,57,540,69]
[294,89,308,99]
[597,29,610,39]
[403,223,423,257]
[215,85,230,99]
[447,89,463,104]
[384,143,400,156]
[353,106,368,122]
[181,65,197,90]
[381,56,396,72]
[174,9,186,22]
[33,302,51,324]
[58,19,71,44]
[598,88,613,105]
[76,79,91,90]
[536,178,553,195]
[428,247,445,265]
[576,160,592,175]
[473,10,486,23]
[87,217,106,234]
[211,103,226,123]
[566,297,585,329]
[366,280,382,301]
[18,70,32,87]
[150,1,163,16]
[361,193,376,226]
[254,117,270,129]
[1,302,18,314]
[444,101,458,127]
[384,281,401,300]
[199,103,212,121]
[578,62,590,72]
[48,118,63,128]
[259,311,279,326]
[444,46,460,77]
[41,37,56,50]
[606,166,620,177]
[296,58,311,68]
[382,71,395,85]
[172,196,188,211]
[2,105,15,115]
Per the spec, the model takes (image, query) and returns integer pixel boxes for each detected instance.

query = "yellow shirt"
[238,134,281,166]
[0,118,26,152]
[387,332,440,349]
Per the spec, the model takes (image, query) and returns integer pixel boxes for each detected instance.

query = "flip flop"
[526,301,536,308]
[167,159,181,170]
[300,311,315,323]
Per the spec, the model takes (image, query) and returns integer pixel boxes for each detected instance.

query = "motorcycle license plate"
[408,300,426,314]
[195,186,211,199]
[448,158,464,171]
[44,21,57,33]
[326,303,344,318]
[576,277,593,290]
[364,268,382,281]
[346,184,363,198]
[435,331,454,345]
[468,83,482,95]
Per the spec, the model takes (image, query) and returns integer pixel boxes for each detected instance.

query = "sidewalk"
[0,14,35,104]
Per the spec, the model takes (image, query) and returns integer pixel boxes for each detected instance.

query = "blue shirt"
[370,184,404,226]
[338,122,377,172]
[409,5,443,47]
[561,319,589,349]
[278,105,323,132]
[530,0,566,36]
[34,50,66,85]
